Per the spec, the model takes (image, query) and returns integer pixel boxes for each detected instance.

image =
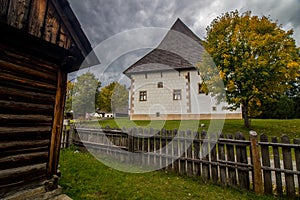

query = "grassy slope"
[80,118,300,139]
[59,148,277,200]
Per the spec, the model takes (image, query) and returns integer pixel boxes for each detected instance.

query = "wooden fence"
[62,125,300,198]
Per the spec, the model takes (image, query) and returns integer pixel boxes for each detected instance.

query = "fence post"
[249,131,263,195]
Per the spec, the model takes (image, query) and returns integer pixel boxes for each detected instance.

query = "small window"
[212,106,217,111]
[173,89,181,100]
[139,91,147,101]
[156,112,160,117]
[145,73,147,79]
[158,82,163,88]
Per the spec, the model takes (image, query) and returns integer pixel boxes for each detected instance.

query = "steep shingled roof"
[123,18,203,75]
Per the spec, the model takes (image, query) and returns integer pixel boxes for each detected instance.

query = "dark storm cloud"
[70,0,300,47]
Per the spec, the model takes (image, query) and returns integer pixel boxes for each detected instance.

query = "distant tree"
[97,82,128,113]
[65,81,74,113]
[72,72,101,117]
[205,10,300,128]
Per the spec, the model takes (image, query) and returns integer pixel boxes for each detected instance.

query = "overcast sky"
[70,0,300,47]
[69,0,300,86]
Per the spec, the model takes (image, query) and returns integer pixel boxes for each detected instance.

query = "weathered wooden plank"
[260,134,272,194]
[218,134,226,186]
[0,152,48,170]
[294,138,300,196]
[27,0,47,37]
[193,132,200,176]
[6,0,31,29]
[281,135,295,198]
[201,131,210,181]
[250,131,263,194]
[0,86,55,105]
[155,130,161,168]
[235,132,249,190]
[186,130,193,176]
[227,134,237,187]
[271,136,283,196]
[210,133,218,183]
[43,2,59,43]
[47,69,67,178]
[0,0,10,21]
[179,131,186,175]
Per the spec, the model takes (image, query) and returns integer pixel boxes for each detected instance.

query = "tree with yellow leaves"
[204,10,300,128]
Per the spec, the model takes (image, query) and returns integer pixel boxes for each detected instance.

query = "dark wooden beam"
[47,68,67,178]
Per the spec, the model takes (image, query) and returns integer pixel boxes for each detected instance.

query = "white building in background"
[123,18,242,120]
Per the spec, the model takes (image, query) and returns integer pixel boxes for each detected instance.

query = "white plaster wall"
[131,70,241,115]
[132,71,188,115]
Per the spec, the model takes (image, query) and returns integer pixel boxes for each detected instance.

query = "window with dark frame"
[139,91,147,101]
[212,106,217,111]
[158,82,163,88]
[173,89,181,100]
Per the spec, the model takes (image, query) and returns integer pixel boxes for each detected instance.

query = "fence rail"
[62,125,300,198]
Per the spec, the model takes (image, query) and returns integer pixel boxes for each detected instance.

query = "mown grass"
[59,148,278,200]
[79,118,300,139]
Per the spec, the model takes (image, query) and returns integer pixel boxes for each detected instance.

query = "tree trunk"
[242,104,251,128]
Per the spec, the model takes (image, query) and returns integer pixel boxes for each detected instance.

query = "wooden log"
[250,131,263,194]
[0,71,56,92]
[260,134,272,194]
[294,138,300,196]
[218,134,227,186]
[47,69,67,178]
[271,136,283,197]
[0,114,52,124]
[210,133,218,183]
[0,59,57,82]
[0,163,47,186]
[227,134,237,186]
[0,100,53,115]
[1,50,58,73]
[0,139,49,152]
[0,152,48,170]
[235,132,249,190]
[281,135,295,198]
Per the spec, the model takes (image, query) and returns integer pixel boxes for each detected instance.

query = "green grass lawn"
[59,148,277,200]
[78,118,300,139]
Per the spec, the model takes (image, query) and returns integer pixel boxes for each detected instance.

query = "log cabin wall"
[0,0,97,198]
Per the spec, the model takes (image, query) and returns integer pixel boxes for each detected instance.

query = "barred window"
[173,89,181,100]
[139,91,147,101]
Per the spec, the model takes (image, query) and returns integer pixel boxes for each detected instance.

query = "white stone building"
[123,19,242,120]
